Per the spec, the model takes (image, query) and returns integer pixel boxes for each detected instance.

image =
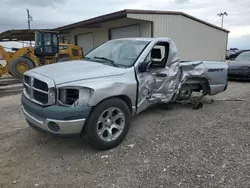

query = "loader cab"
[34,30,59,57]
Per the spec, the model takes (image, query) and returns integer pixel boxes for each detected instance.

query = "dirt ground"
[0,81,249,188]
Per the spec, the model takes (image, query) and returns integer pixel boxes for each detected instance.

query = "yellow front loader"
[0,38,83,79]
[0,46,38,78]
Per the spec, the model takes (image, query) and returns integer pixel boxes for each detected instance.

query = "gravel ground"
[0,81,249,188]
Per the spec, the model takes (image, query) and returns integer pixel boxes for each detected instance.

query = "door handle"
[154,73,167,77]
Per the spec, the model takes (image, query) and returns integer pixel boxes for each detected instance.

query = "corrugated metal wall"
[128,13,228,61]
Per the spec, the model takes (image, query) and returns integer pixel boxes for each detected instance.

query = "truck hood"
[28,60,127,85]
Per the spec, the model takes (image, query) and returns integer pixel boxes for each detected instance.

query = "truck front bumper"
[21,94,92,135]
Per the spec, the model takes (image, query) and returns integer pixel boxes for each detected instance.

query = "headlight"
[48,88,56,104]
[57,87,93,108]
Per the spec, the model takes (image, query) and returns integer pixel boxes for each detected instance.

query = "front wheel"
[83,98,131,150]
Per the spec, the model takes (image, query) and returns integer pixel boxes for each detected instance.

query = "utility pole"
[27,9,31,30]
[26,8,33,46]
[217,12,228,28]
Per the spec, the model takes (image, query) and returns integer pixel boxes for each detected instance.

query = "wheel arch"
[91,95,133,115]
[82,95,132,150]
[183,77,211,94]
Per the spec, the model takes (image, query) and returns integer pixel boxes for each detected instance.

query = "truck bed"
[180,61,228,95]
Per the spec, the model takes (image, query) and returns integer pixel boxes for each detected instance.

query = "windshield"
[84,39,150,67]
[234,51,250,61]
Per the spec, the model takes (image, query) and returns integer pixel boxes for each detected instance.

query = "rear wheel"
[83,98,131,150]
[9,57,35,79]
[177,88,192,100]
[193,102,203,110]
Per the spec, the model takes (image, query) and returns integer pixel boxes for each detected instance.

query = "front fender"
[57,70,137,107]
[89,81,136,107]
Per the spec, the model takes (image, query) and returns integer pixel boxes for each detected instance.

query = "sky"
[0,0,250,50]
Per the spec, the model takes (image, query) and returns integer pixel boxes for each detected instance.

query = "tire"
[193,102,203,110]
[57,57,70,62]
[83,98,131,150]
[177,88,192,100]
[9,57,35,79]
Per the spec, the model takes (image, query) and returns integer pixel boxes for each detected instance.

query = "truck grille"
[33,90,49,103]
[23,75,54,105]
[34,79,48,91]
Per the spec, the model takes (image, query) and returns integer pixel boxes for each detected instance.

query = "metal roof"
[0,9,229,41]
[55,9,230,33]
[0,29,53,41]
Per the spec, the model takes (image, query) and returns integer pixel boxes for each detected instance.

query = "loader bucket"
[0,55,7,77]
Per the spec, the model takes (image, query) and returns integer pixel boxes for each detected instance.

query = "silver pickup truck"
[21,37,228,150]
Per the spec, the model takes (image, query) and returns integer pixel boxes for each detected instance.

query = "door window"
[145,42,170,68]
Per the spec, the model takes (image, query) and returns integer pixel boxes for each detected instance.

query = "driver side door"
[136,41,170,114]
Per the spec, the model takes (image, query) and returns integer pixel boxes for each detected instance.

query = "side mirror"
[138,60,152,72]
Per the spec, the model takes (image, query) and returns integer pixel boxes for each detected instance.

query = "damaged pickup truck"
[21,37,228,150]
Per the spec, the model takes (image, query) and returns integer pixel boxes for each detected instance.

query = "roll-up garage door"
[76,33,94,54]
[110,25,140,39]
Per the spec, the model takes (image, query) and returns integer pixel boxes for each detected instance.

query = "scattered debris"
[128,144,135,149]
[101,155,109,159]
[144,159,149,163]
[83,170,91,175]
[1,82,250,187]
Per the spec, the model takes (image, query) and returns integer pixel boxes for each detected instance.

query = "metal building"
[56,9,229,61]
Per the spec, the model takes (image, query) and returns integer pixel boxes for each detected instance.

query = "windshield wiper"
[83,56,91,60]
[93,56,118,67]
